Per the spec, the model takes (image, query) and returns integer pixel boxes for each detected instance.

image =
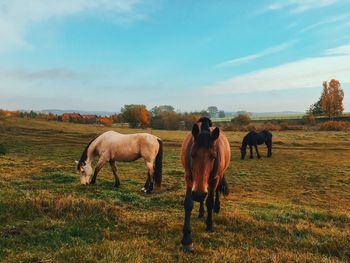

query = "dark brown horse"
[180,118,231,252]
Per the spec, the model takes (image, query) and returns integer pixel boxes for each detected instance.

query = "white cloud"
[0,67,78,80]
[324,43,350,55]
[215,41,295,68]
[203,44,350,95]
[268,0,340,13]
[298,14,350,33]
[0,0,149,52]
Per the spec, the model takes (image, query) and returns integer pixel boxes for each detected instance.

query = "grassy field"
[0,118,349,262]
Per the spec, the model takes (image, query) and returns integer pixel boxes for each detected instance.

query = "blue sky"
[0,0,350,112]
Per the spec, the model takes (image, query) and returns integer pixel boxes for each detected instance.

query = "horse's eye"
[191,153,196,159]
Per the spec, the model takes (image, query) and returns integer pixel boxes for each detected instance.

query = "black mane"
[77,137,97,170]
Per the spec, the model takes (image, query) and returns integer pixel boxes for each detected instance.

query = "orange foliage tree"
[121,104,150,128]
[98,117,113,126]
[321,79,344,119]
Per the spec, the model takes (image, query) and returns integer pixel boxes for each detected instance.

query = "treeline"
[0,106,211,130]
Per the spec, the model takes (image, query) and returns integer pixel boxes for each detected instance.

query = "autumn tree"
[231,113,251,126]
[321,79,344,119]
[121,104,150,128]
[308,98,323,116]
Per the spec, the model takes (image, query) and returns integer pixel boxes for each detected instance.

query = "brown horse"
[180,118,231,252]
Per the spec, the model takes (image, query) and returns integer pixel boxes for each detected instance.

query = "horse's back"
[94,131,160,162]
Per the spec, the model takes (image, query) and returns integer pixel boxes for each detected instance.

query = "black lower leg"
[254,145,261,158]
[181,189,194,247]
[198,201,205,218]
[214,190,220,213]
[206,192,214,232]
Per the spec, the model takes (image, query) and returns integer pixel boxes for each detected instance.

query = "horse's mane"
[196,117,214,148]
[77,136,97,170]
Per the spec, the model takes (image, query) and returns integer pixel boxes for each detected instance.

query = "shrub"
[0,144,8,155]
[231,114,251,126]
[304,113,316,126]
[262,122,280,131]
[280,122,304,131]
[243,124,256,131]
[319,121,350,131]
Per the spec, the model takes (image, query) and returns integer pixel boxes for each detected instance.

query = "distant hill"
[40,109,117,116]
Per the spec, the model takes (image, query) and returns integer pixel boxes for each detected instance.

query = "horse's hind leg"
[254,145,261,159]
[198,200,205,219]
[109,160,120,187]
[90,158,106,184]
[265,142,272,157]
[142,161,154,193]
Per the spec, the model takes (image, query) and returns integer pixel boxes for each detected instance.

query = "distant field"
[0,118,349,262]
[212,112,350,122]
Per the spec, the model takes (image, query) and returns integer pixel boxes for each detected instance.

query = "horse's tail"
[154,139,163,188]
[218,176,229,197]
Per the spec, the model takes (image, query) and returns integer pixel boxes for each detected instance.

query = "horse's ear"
[75,160,79,165]
[192,124,199,139]
[212,127,220,141]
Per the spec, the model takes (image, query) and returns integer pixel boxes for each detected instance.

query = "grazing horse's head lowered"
[190,123,220,202]
[75,160,93,185]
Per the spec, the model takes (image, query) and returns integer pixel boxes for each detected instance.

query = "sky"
[0,0,350,113]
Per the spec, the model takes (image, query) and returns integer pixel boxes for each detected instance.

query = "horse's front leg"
[90,158,106,184]
[254,145,261,159]
[198,200,205,219]
[181,188,194,252]
[249,145,253,159]
[214,188,220,214]
[206,188,215,232]
[109,160,120,187]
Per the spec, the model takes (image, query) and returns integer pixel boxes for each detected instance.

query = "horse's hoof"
[181,243,194,253]
[140,187,147,193]
[114,183,120,188]
[198,213,204,219]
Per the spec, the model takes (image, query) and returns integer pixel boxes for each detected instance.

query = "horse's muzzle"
[192,191,207,202]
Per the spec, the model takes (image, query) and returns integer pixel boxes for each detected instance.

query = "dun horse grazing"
[180,118,231,252]
[75,131,163,193]
[240,130,272,160]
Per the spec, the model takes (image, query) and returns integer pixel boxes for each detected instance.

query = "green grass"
[0,118,349,262]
